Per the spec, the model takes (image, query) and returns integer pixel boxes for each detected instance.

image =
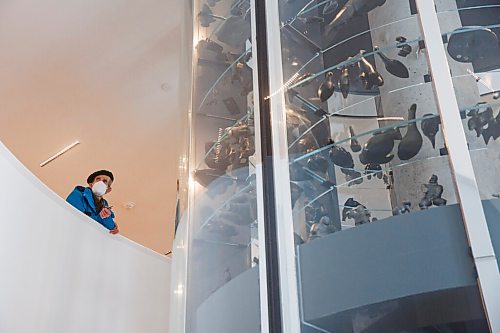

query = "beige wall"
[0,0,184,254]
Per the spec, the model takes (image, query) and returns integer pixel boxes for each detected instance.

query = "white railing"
[0,141,171,333]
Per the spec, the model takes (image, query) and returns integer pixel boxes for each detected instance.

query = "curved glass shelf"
[197,0,251,40]
[292,112,436,163]
[195,113,250,170]
[293,154,447,217]
[196,46,252,111]
[193,4,500,177]
[288,101,500,242]
[438,4,500,14]
[194,0,331,114]
[288,38,421,89]
[191,0,500,247]
[193,9,500,178]
[280,12,420,86]
[288,23,500,90]
[288,80,435,151]
[196,182,254,234]
[291,101,500,164]
[285,0,333,26]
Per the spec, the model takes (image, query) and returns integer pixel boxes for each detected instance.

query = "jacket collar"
[78,186,108,212]
[83,187,97,212]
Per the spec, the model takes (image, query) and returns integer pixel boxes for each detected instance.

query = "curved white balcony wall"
[0,142,171,333]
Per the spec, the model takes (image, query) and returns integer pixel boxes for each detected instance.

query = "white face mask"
[91,181,108,197]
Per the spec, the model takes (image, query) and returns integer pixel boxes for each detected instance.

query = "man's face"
[89,175,113,194]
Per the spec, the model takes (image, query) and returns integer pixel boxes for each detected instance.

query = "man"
[66,170,119,234]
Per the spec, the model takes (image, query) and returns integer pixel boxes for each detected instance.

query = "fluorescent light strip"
[40,141,80,167]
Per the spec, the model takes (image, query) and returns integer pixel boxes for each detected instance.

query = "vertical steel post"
[254,0,285,332]
[250,0,270,332]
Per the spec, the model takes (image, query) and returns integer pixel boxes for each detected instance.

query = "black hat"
[87,170,114,184]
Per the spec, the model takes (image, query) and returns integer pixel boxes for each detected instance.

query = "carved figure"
[307,155,329,174]
[468,107,493,137]
[396,36,412,57]
[345,205,373,226]
[364,163,383,180]
[309,216,335,240]
[339,67,350,99]
[375,47,410,78]
[421,114,440,149]
[481,110,500,144]
[349,125,361,152]
[392,201,411,216]
[357,50,384,89]
[324,0,386,37]
[318,72,335,102]
[342,197,361,221]
[342,198,374,226]
[398,104,423,160]
[359,128,402,165]
[342,168,363,186]
[419,175,447,209]
[329,141,354,168]
[330,141,363,185]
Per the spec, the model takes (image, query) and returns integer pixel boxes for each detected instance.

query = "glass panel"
[436,1,500,224]
[184,0,261,332]
[274,0,489,332]
[170,3,193,332]
[435,2,500,329]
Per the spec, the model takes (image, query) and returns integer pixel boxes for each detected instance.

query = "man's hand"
[109,222,119,235]
[100,207,112,219]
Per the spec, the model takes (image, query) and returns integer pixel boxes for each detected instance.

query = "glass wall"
[435,1,500,215]
[273,0,491,332]
[179,0,262,332]
[278,0,457,242]
[173,0,499,332]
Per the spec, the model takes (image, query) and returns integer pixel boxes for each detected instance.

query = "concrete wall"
[0,141,171,333]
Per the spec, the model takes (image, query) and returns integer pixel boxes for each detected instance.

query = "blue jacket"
[66,186,116,230]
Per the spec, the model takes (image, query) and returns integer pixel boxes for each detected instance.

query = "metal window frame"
[254,0,286,329]
[261,1,302,332]
[415,1,500,331]
[250,1,270,332]
[172,2,197,332]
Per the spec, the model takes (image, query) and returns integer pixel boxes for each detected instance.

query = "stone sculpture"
[419,175,447,209]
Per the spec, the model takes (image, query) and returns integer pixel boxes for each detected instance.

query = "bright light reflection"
[188,174,196,189]
[174,284,184,295]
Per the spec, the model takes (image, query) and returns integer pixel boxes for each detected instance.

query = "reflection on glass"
[278,0,489,332]
[179,0,495,332]
[280,1,456,240]
[185,0,260,332]
[436,2,500,203]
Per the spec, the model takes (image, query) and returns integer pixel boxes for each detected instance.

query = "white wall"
[0,141,171,333]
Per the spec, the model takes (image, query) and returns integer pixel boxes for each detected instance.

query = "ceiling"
[0,0,184,254]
